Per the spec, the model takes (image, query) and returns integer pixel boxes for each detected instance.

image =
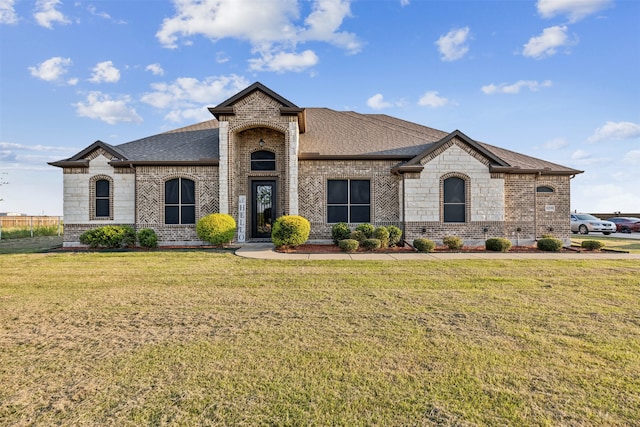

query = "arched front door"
[251,180,277,238]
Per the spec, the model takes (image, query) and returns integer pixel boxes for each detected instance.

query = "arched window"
[165,178,195,224]
[251,150,276,171]
[536,185,554,193]
[95,179,110,218]
[443,177,466,223]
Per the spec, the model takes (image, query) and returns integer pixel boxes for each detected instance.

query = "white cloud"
[522,25,573,59]
[537,0,612,22]
[0,0,18,24]
[435,27,470,62]
[89,61,120,83]
[623,150,640,165]
[248,49,319,72]
[542,137,570,150]
[28,56,72,83]
[367,94,393,110]
[155,0,360,73]
[418,91,450,108]
[75,91,142,124]
[482,80,552,94]
[571,149,591,160]
[587,121,640,143]
[141,74,249,121]
[145,63,164,76]
[34,0,70,29]
[0,142,73,152]
[400,0,410,6]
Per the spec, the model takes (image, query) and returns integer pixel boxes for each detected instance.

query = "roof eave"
[109,160,219,167]
[299,153,413,161]
[48,160,89,168]
[490,166,584,175]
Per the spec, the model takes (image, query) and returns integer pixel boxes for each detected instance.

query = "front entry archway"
[251,180,277,239]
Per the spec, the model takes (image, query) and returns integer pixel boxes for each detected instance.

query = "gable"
[208,82,303,119]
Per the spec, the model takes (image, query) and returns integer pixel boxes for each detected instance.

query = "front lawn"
[1,253,638,426]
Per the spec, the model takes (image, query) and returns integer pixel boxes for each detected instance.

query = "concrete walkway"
[235,243,640,261]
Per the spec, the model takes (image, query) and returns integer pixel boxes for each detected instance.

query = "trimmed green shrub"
[413,238,436,253]
[581,240,604,251]
[349,230,366,242]
[196,213,236,246]
[387,225,402,247]
[137,228,158,248]
[485,237,512,252]
[362,238,381,251]
[338,239,359,252]
[355,223,375,238]
[373,227,390,248]
[79,225,136,248]
[537,237,563,252]
[443,235,464,250]
[271,215,311,248]
[331,222,351,244]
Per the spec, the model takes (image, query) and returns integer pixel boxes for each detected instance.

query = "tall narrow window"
[443,177,466,223]
[95,179,110,218]
[327,179,370,223]
[165,178,195,224]
[251,150,276,171]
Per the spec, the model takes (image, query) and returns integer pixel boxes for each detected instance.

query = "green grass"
[571,235,640,253]
[1,253,639,426]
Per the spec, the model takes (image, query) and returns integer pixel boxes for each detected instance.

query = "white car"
[570,213,616,235]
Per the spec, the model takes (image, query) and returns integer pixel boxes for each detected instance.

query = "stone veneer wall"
[218,90,299,240]
[135,165,219,244]
[61,150,136,246]
[298,160,401,239]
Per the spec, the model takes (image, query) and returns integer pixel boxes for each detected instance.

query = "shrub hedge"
[271,215,310,248]
[413,238,436,253]
[79,225,136,248]
[443,236,464,250]
[537,237,563,252]
[355,223,375,238]
[387,225,402,247]
[196,213,236,246]
[362,238,381,251]
[581,240,604,251]
[485,237,512,252]
[373,227,390,248]
[137,228,158,248]
[331,222,351,244]
[338,239,359,252]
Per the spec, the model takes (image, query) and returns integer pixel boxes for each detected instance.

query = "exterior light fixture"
[259,138,265,147]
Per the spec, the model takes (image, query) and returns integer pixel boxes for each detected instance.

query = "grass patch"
[571,236,640,253]
[1,253,639,425]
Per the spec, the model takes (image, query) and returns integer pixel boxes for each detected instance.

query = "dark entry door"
[251,180,277,238]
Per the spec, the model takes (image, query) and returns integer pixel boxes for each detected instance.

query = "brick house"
[50,82,582,247]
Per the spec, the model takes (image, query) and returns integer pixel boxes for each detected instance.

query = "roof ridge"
[339,111,446,142]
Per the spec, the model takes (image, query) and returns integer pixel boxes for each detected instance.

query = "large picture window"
[327,179,370,223]
[165,178,195,224]
[443,177,466,223]
[95,179,110,218]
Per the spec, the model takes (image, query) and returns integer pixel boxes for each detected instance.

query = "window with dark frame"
[165,178,195,224]
[443,177,466,223]
[251,150,276,171]
[536,185,554,193]
[95,179,110,217]
[327,179,370,223]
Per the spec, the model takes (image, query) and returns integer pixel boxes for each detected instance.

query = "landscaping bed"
[276,243,577,254]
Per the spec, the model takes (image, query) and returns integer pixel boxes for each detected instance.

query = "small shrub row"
[332,223,403,251]
[197,213,237,246]
[80,226,159,249]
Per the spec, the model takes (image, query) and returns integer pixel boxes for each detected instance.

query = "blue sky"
[1,0,638,216]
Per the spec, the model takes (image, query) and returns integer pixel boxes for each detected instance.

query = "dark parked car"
[607,217,640,233]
